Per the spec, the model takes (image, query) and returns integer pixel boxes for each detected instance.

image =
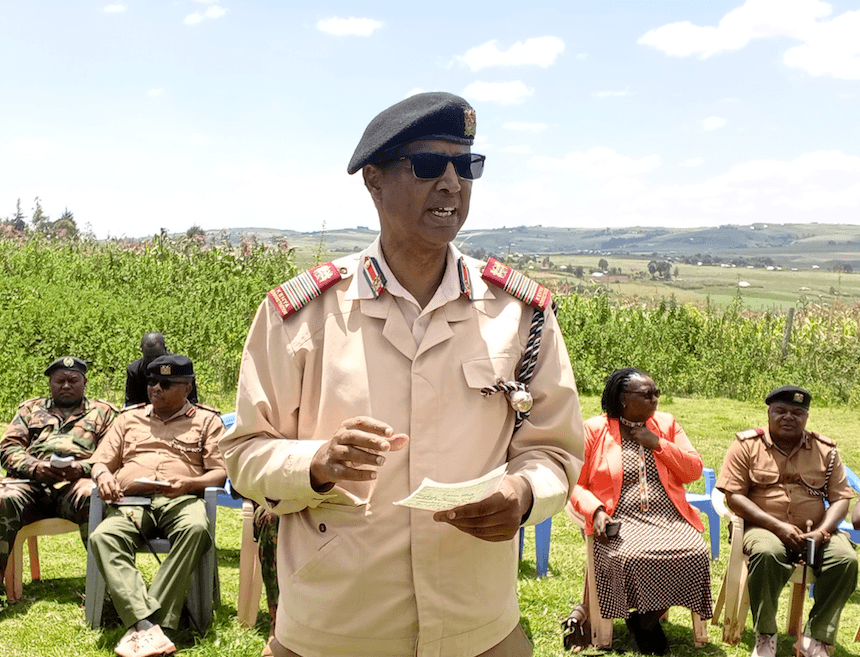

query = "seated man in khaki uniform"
[717,385,857,657]
[89,355,226,657]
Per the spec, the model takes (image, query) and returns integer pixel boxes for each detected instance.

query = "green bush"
[2,236,859,418]
[0,233,297,416]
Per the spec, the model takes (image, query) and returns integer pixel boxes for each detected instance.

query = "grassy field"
[2,395,860,656]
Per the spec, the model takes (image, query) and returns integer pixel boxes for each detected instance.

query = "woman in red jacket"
[570,368,713,655]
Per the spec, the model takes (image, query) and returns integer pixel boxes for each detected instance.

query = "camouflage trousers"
[252,502,280,607]
[0,479,90,576]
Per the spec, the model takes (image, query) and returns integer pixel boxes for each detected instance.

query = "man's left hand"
[432,475,533,542]
[163,476,200,498]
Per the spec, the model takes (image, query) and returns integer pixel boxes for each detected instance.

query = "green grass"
[2,395,860,656]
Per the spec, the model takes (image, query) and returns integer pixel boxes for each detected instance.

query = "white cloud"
[205,6,227,19]
[103,4,126,13]
[576,53,588,59]
[592,90,629,98]
[529,147,660,178]
[681,157,705,168]
[503,122,548,133]
[184,5,226,25]
[147,89,165,97]
[638,0,860,80]
[1,138,60,159]
[463,81,534,105]
[702,116,727,131]
[502,145,532,154]
[459,37,565,71]
[316,17,382,37]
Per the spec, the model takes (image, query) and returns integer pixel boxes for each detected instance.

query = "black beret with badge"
[147,354,195,380]
[765,385,811,410]
[44,356,88,376]
[347,92,477,174]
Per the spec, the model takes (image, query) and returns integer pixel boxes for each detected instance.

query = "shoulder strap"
[268,262,342,319]
[480,257,551,311]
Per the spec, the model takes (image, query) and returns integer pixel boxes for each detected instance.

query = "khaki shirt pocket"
[750,468,780,486]
[461,355,519,390]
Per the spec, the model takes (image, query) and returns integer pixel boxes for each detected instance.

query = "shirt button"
[319,523,326,533]
[339,267,347,275]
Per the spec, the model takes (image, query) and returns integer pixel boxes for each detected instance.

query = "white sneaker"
[799,635,833,657]
[134,625,176,657]
[114,628,140,657]
[752,633,776,657]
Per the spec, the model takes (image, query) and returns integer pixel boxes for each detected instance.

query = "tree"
[647,260,658,278]
[10,198,26,231]
[52,207,78,239]
[598,258,609,271]
[574,266,584,278]
[31,197,50,231]
[186,224,205,239]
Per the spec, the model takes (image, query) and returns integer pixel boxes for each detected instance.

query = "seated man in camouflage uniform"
[89,354,226,657]
[0,356,118,594]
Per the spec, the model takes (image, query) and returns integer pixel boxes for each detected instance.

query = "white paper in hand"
[394,464,507,511]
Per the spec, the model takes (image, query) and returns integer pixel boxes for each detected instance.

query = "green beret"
[347,92,476,174]
[765,385,811,410]
[147,354,195,380]
[44,356,87,377]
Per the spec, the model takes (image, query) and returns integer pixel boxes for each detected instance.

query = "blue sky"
[1,1,858,238]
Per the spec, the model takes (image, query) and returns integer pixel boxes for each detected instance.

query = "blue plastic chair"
[217,413,243,509]
[686,467,720,559]
[834,464,860,543]
[518,516,552,578]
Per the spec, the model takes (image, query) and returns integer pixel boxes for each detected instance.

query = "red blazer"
[571,411,704,534]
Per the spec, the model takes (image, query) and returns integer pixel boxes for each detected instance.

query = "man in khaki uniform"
[89,355,226,657]
[221,92,583,657]
[0,356,117,589]
[717,385,857,657]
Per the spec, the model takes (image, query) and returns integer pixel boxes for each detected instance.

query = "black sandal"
[562,603,590,652]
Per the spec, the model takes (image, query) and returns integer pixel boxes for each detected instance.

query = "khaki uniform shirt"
[716,426,853,529]
[1,397,118,478]
[221,240,584,657]
[90,401,225,489]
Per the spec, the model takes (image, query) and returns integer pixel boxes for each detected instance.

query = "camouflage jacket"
[0,397,119,478]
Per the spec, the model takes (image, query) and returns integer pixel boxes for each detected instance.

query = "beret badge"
[464,108,476,137]
[794,392,804,403]
[160,365,171,375]
[62,357,75,368]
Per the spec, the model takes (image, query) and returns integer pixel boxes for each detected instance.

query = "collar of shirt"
[344,236,491,343]
[146,400,195,423]
[762,425,810,457]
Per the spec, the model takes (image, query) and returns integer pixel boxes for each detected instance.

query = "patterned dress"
[593,436,713,620]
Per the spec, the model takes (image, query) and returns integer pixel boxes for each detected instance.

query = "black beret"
[147,354,195,380]
[44,356,87,377]
[765,385,811,410]
[347,92,476,174]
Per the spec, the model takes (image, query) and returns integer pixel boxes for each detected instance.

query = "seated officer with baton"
[89,355,226,657]
[717,385,857,657]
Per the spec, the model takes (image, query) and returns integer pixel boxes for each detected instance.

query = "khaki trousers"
[271,623,532,657]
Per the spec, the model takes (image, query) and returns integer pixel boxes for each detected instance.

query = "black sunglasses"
[147,378,181,389]
[389,152,486,180]
[628,388,661,400]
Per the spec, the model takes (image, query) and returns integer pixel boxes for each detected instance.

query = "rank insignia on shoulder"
[268,262,342,319]
[122,402,147,412]
[362,256,386,299]
[736,427,765,440]
[481,257,551,311]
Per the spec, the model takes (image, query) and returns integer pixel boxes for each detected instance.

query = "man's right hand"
[309,416,409,492]
[774,520,806,552]
[33,460,69,483]
[96,471,124,503]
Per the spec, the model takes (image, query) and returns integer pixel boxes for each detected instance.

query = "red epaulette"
[268,262,343,319]
[480,257,551,311]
